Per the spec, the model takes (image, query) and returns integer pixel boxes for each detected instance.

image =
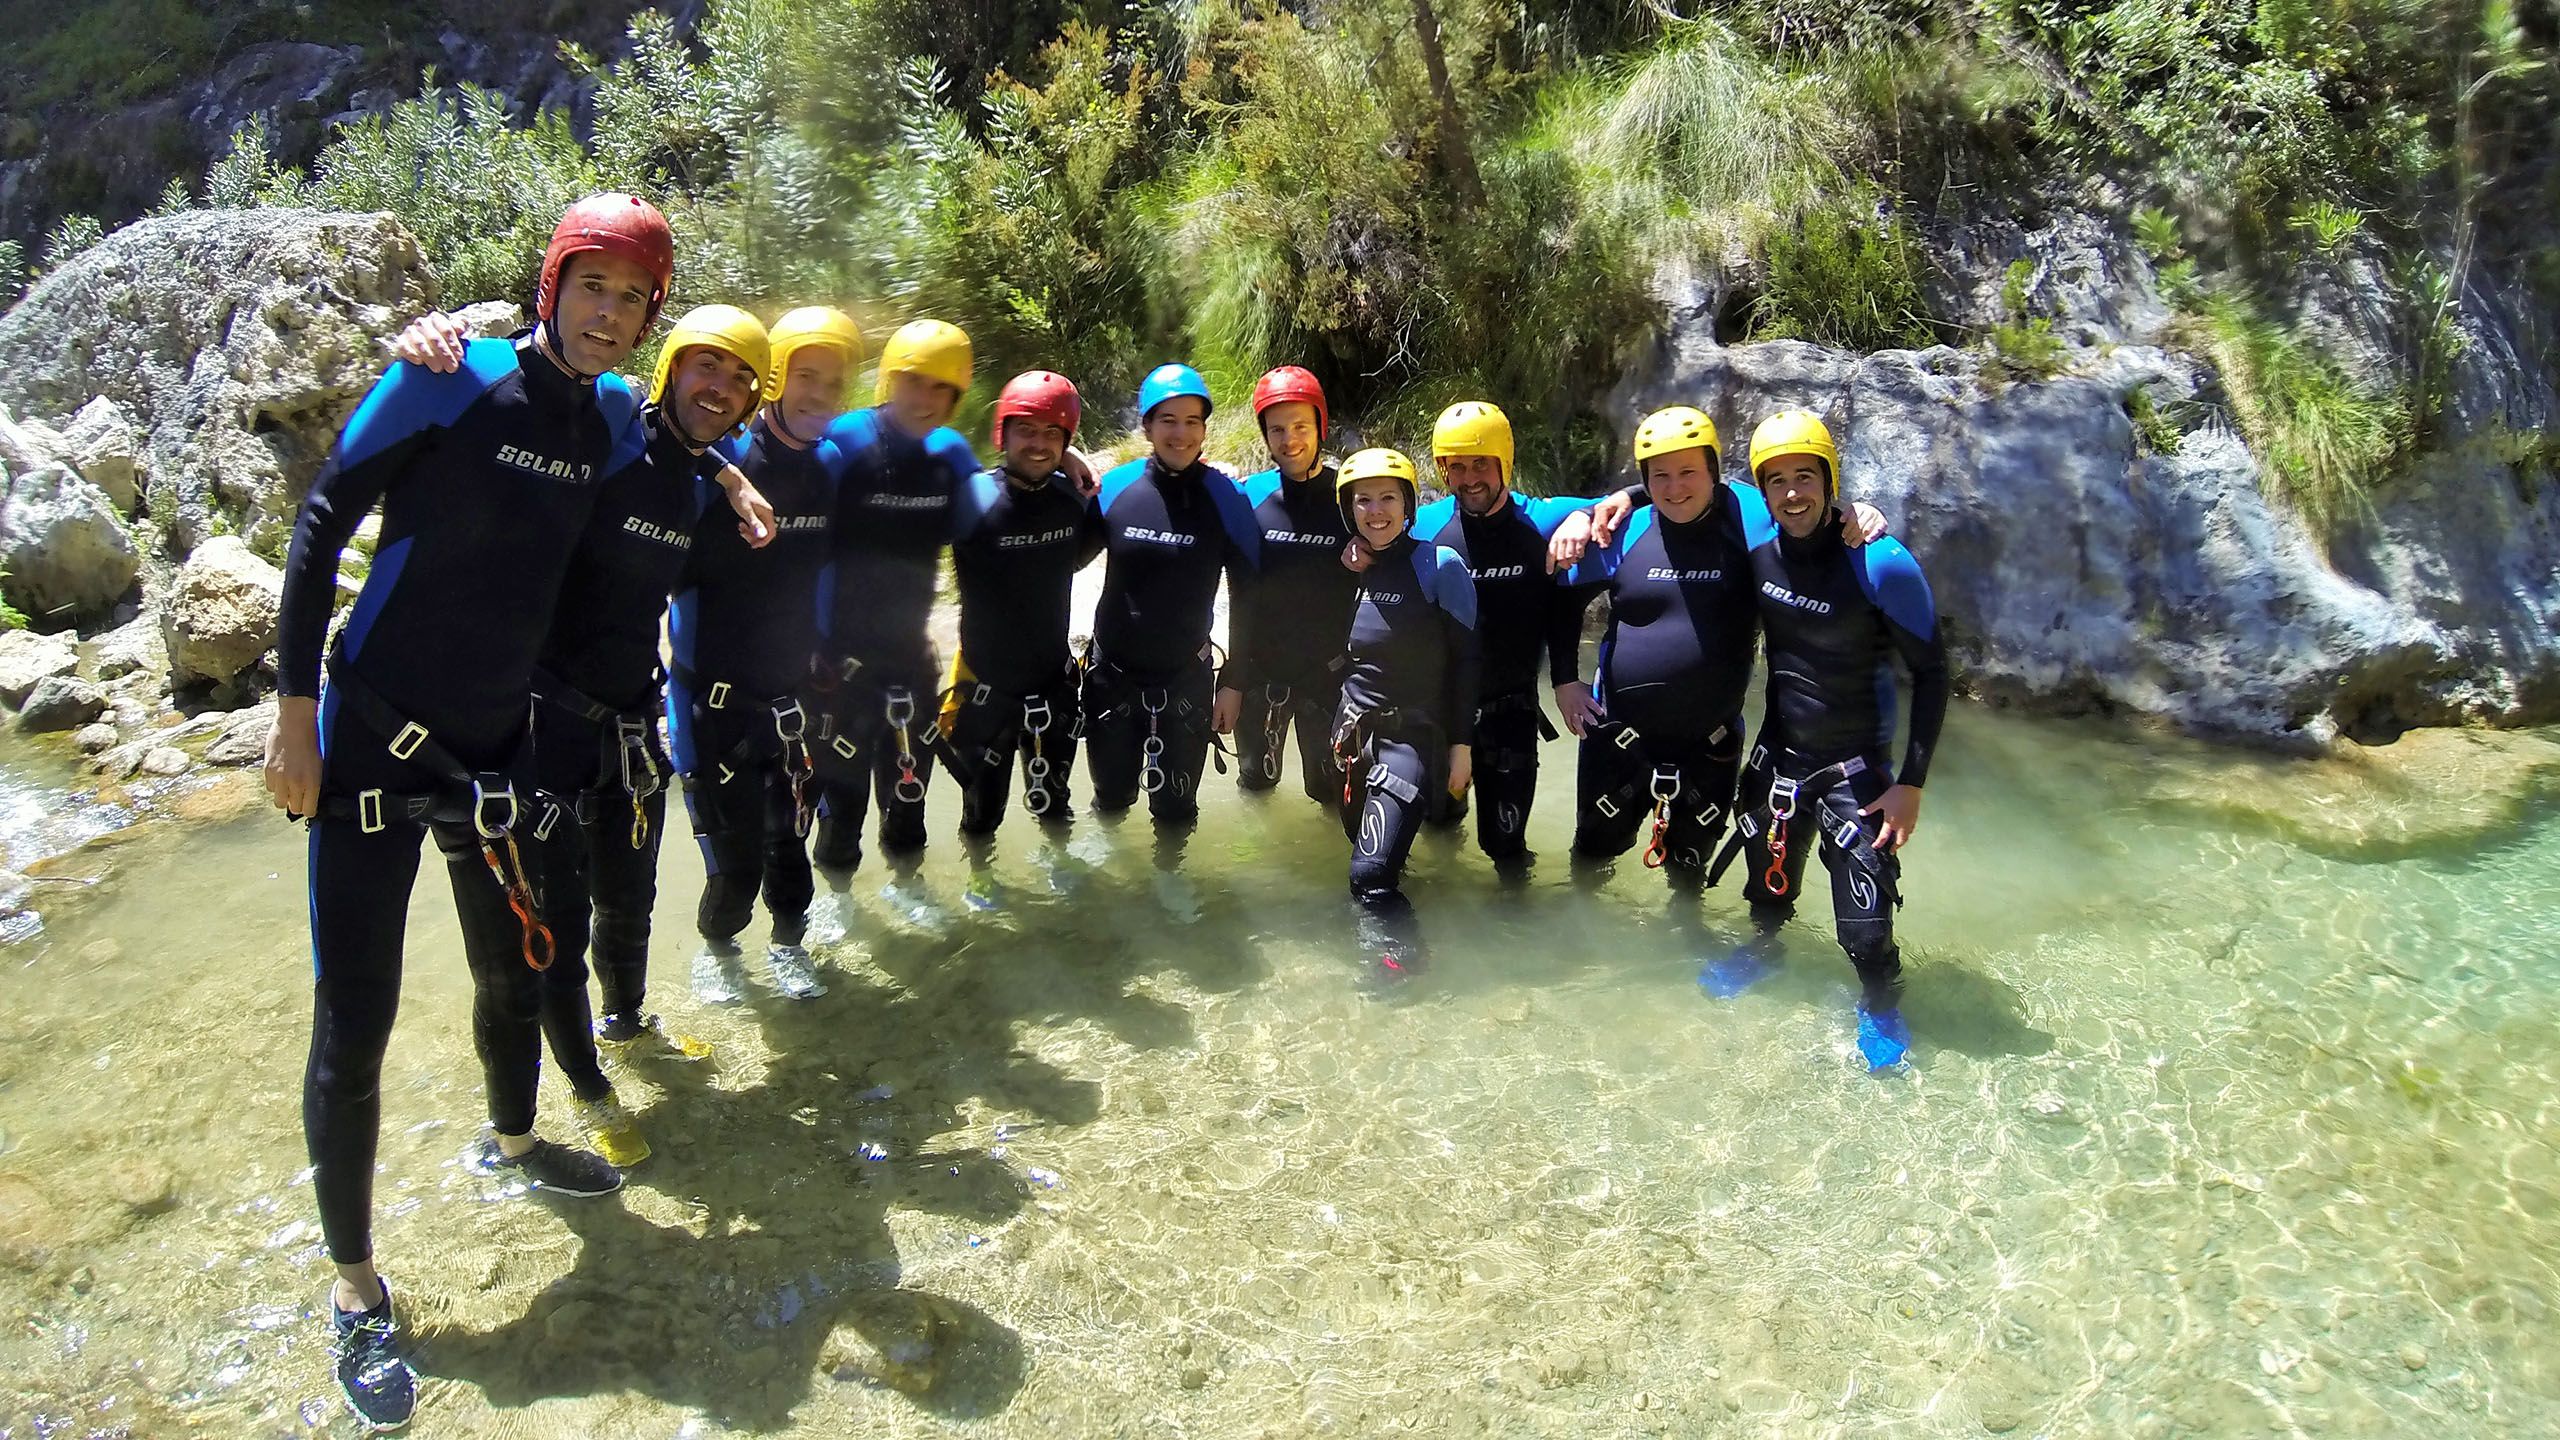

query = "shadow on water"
[425,1023,1033,1424]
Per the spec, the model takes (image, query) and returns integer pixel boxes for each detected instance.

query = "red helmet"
[993,370,1082,444]
[1251,365,1329,440]
[536,193,676,331]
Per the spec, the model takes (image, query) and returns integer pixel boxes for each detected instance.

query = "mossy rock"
[2152,727,2560,859]
[818,1289,967,1394]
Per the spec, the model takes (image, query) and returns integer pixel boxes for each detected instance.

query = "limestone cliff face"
[1611,240,2560,746]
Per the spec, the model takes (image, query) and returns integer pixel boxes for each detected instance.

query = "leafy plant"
[2198,292,2409,535]
[0,239,23,310]
[1982,257,2067,384]
[1751,186,1937,352]
[38,214,103,274]
[2289,199,2363,260]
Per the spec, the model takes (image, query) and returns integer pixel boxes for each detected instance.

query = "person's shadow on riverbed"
[419,1039,1034,1425]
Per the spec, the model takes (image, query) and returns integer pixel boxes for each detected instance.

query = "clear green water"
[0,710,2554,1438]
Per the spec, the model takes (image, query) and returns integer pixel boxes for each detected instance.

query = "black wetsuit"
[669,417,840,950]
[1726,490,1948,1011]
[526,406,722,1096]
[810,407,979,869]
[1083,456,1261,833]
[279,335,630,1265]
[944,463,1104,837]
[1562,485,1759,871]
[1411,490,1600,862]
[1232,463,1353,804]
[1332,534,1479,960]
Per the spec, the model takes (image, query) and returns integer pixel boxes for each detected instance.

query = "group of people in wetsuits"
[257,195,1947,1432]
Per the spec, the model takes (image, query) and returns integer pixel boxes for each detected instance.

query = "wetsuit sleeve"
[1434,549,1482,746]
[1519,493,1603,541]
[1865,540,1948,789]
[277,361,468,697]
[1077,491,1108,567]
[1543,576,1591,688]
[1216,476,1264,690]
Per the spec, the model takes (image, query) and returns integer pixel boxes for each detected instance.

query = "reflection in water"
[0,708,2555,1436]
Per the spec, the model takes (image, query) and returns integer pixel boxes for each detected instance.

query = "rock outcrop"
[0,458,139,625]
[162,536,285,688]
[0,630,78,707]
[1612,264,2560,743]
[0,208,438,555]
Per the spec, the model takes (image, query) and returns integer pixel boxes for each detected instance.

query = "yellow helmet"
[874,318,973,404]
[648,304,772,409]
[1336,447,1420,530]
[1633,406,1721,470]
[1748,409,1840,491]
[764,306,862,403]
[1431,400,1515,487]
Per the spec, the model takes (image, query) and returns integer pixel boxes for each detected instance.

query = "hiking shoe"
[765,943,827,1000]
[574,1095,652,1168]
[595,1009,652,1046]
[471,1134,623,1197]
[327,1282,416,1433]
[690,944,748,1005]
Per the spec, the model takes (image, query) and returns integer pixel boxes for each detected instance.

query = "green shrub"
[1750,186,1937,352]
[2198,292,2409,535]
[1980,256,2067,384]
[0,239,22,310]
[38,213,102,274]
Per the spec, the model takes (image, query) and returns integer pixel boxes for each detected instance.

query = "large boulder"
[0,209,439,555]
[16,675,106,733]
[0,462,140,625]
[55,398,143,514]
[1609,326,2560,743]
[0,630,78,707]
[162,535,285,687]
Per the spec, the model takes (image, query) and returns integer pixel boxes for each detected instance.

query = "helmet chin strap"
[534,315,608,382]
[764,400,821,448]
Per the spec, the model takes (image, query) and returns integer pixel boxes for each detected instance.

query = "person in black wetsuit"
[1328,448,1479,975]
[1232,366,1353,805]
[1411,400,1630,870]
[1085,363,1263,918]
[810,320,979,893]
[261,194,675,1433]
[1556,407,1757,877]
[676,306,858,1007]
[1713,410,1947,1071]
[941,370,1105,907]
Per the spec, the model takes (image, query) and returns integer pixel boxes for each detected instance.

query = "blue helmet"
[1138,363,1213,422]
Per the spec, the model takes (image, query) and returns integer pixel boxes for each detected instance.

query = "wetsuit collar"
[1457,488,1514,521]
[1358,529,1417,561]
[643,403,714,458]
[1147,455,1212,491]
[759,404,820,450]
[513,332,597,413]
[1776,510,1846,556]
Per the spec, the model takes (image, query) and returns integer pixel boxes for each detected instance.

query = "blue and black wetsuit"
[1562,484,1759,872]
[669,416,841,951]
[1411,490,1605,863]
[810,407,979,869]
[1724,496,1948,1010]
[1084,456,1261,832]
[524,406,723,1092]
[1331,535,1479,962]
[1232,463,1353,804]
[279,335,630,1265]
[943,463,1104,837]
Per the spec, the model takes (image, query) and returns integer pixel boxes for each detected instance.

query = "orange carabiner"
[1761,817,1792,896]
[481,834,556,972]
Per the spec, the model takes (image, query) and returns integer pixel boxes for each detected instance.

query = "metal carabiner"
[470,777,519,841]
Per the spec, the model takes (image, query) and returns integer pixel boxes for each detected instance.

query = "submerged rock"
[0,630,79,707]
[163,536,284,687]
[0,208,438,555]
[819,1290,967,1394]
[17,675,107,732]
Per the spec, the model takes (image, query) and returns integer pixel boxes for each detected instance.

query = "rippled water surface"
[1,710,2554,1438]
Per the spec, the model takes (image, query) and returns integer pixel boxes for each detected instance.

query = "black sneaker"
[328,1282,417,1432]
[595,1009,651,1045]
[471,1135,624,1197]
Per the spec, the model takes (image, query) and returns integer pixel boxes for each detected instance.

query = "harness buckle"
[884,687,916,731]
[387,722,429,761]
[1022,696,1053,734]
[534,802,563,843]
[357,788,386,834]
[706,681,732,710]
[971,682,993,706]
[832,735,859,761]
[1595,795,1620,819]
[1613,726,1639,750]
[1767,775,1800,821]
[1650,765,1682,804]
[471,777,519,840]
[772,698,808,744]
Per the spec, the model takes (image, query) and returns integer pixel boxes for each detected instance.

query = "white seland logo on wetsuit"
[621,517,694,548]
[1648,566,1723,581]
[1269,530,1338,547]
[867,493,948,511]
[1761,581,1833,615]
[1471,563,1527,580]
[999,526,1078,549]
[772,513,829,532]
[496,445,593,482]
[1125,527,1196,547]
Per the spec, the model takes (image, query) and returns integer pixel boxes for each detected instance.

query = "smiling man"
[1231,366,1354,806]
[263,193,675,1433]
[1716,409,1947,1072]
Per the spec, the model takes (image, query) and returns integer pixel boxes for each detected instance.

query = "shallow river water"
[1,706,2555,1438]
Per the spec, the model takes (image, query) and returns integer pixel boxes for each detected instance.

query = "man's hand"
[1446,744,1473,798]
[264,695,323,818]
[1211,686,1243,735]
[1340,540,1375,574]
[390,311,468,373]
[1547,510,1595,573]
[1064,447,1099,498]
[1588,490,1635,547]
[1839,500,1889,547]
[1861,784,1923,853]
[1553,681,1605,738]
[717,465,776,546]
